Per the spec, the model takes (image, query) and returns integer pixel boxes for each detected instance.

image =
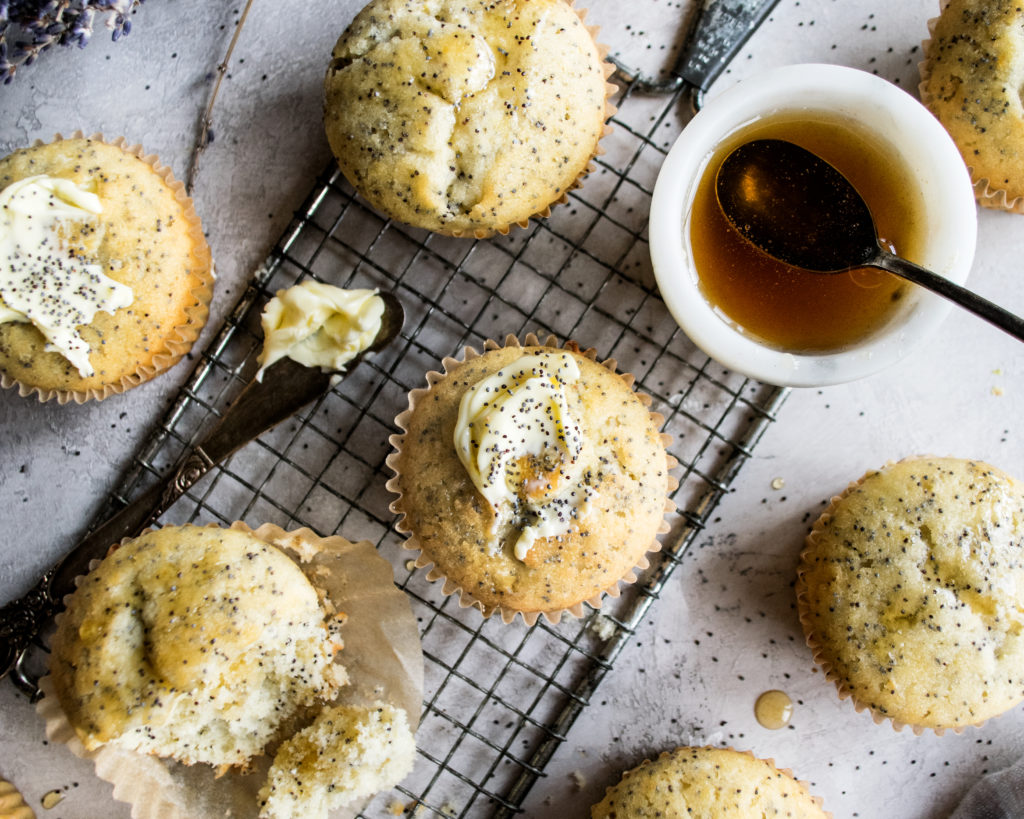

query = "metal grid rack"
[85,75,787,816]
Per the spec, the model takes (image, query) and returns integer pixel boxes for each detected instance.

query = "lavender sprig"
[0,0,144,84]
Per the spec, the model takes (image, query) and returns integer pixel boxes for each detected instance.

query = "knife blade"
[0,291,404,694]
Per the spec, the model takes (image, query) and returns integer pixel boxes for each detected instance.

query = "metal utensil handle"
[609,0,780,101]
[875,250,1024,342]
[0,293,404,693]
[0,369,322,686]
[677,0,780,94]
[0,451,211,694]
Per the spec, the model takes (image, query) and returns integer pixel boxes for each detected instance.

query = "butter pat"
[0,174,133,377]
[454,351,596,561]
[256,281,384,379]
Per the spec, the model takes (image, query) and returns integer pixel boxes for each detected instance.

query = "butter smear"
[0,174,133,377]
[454,351,596,561]
[256,281,384,379]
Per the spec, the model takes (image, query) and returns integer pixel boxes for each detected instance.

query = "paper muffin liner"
[386,332,678,626]
[918,6,1024,214]
[444,3,619,240]
[37,522,424,819]
[0,131,215,404]
[795,455,1015,736]
[593,746,831,818]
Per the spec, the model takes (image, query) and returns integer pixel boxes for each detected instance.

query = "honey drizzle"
[689,112,926,352]
[755,689,794,730]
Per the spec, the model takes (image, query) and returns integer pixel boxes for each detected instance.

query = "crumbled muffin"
[388,337,673,622]
[324,0,611,236]
[920,0,1024,210]
[258,702,416,819]
[798,457,1024,731]
[0,136,213,401]
[49,525,347,766]
[591,746,829,818]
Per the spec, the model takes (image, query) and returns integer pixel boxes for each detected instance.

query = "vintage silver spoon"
[715,138,1024,342]
[0,291,405,695]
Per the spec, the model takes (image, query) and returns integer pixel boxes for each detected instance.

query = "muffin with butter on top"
[323,0,614,237]
[0,134,213,402]
[387,334,675,624]
[798,456,1024,733]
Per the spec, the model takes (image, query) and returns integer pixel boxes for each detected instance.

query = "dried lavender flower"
[0,0,145,84]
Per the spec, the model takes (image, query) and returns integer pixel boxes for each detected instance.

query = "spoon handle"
[874,250,1024,343]
[0,358,331,697]
[0,292,406,696]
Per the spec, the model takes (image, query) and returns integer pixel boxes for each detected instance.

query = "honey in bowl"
[689,112,927,352]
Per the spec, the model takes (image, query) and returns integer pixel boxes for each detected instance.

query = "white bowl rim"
[649,62,978,388]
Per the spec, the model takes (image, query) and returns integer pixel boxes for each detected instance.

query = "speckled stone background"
[1,1,1023,817]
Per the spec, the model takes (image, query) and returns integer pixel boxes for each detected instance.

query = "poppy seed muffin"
[0,135,214,402]
[798,457,1024,732]
[590,746,829,818]
[42,524,424,819]
[387,336,674,624]
[50,525,347,767]
[323,0,612,237]
[258,702,416,819]
[920,0,1024,211]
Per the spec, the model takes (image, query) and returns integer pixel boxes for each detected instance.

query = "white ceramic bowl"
[649,63,977,387]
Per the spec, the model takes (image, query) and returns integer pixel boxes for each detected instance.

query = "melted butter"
[454,351,596,561]
[0,174,132,377]
[256,282,384,379]
[754,689,793,730]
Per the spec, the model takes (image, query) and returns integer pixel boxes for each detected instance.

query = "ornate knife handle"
[154,448,215,523]
[1,292,404,698]
[0,567,62,697]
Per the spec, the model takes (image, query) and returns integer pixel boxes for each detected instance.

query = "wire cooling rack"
[71,73,788,816]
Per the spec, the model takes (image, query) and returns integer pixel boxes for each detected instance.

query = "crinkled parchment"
[38,522,424,819]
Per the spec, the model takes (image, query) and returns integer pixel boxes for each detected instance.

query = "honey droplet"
[40,789,63,810]
[755,689,793,730]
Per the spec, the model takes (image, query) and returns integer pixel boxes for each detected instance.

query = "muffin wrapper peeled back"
[38,522,423,819]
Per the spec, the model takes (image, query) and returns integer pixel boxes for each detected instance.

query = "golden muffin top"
[0,137,212,398]
[390,342,671,620]
[799,457,1024,731]
[324,0,610,236]
[922,0,1024,208]
[591,746,829,818]
[50,525,346,766]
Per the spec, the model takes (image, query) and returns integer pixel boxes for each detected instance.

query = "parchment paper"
[37,522,424,819]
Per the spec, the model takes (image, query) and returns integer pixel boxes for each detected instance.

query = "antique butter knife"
[0,292,404,695]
